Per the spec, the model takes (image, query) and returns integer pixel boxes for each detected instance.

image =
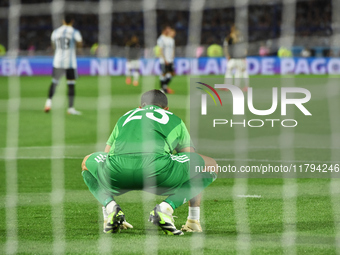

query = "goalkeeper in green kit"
[82,90,217,235]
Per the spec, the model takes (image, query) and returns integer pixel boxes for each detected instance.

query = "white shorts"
[126,60,140,70]
[226,58,247,72]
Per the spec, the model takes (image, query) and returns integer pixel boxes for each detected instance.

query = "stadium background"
[1,0,340,254]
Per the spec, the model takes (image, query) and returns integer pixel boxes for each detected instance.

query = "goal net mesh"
[1,0,340,254]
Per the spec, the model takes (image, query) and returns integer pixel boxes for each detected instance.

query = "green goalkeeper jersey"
[106,105,193,155]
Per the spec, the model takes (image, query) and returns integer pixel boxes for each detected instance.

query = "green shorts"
[85,152,206,196]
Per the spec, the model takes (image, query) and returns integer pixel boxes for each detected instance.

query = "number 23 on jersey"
[123,107,173,127]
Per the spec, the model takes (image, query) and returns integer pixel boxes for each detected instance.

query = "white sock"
[132,70,139,81]
[105,200,117,214]
[45,98,52,107]
[243,71,249,87]
[159,202,174,216]
[188,207,200,221]
[102,206,108,219]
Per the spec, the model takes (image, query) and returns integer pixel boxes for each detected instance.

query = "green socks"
[82,170,114,206]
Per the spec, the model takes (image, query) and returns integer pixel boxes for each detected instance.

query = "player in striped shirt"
[157,26,175,94]
[44,15,83,115]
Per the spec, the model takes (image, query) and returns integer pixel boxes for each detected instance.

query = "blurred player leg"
[132,60,140,86]
[165,72,174,94]
[132,70,139,86]
[165,72,172,86]
[234,59,242,88]
[67,81,81,115]
[225,58,234,79]
[165,63,175,94]
[44,68,64,112]
[66,69,81,115]
[67,81,75,108]
[44,80,57,112]
[241,59,249,91]
[224,58,235,90]
[159,64,168,93]
[125,61,132,85]
[125,35,141,85]
[160,74,167,93]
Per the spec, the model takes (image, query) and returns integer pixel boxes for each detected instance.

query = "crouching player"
[81,90,217,235]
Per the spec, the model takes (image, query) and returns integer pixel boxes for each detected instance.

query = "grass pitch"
[0,75,340,254]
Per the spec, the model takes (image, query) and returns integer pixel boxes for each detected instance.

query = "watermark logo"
[198,83,312,128]
[196,82,222,115]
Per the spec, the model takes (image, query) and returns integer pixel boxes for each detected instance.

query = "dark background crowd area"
[0,0,335,56]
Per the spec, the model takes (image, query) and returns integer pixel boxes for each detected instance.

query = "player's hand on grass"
[120,221,133,230]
